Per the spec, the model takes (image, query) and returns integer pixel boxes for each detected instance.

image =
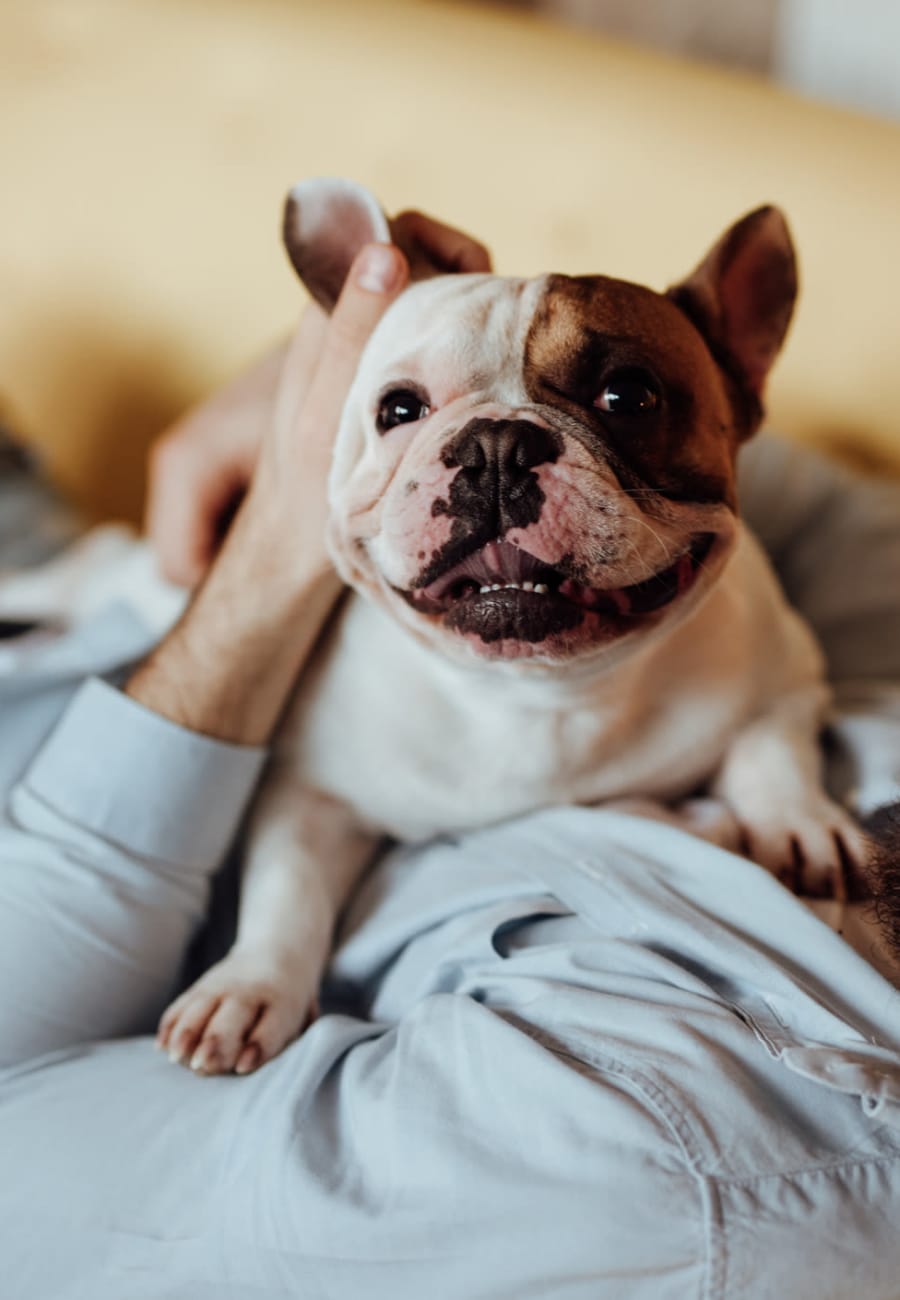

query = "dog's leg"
[157,781,376,1075]
[714,683,870,897]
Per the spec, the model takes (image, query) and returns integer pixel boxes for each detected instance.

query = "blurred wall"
[776,0,900,120]
[535,0,776,73]
[2,0,899,520]
[532,0,900,118]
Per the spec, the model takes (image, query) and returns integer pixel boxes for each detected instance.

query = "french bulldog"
[158,178,871,1075]
[0,179,875,1075]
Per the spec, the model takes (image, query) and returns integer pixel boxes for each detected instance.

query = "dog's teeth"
[534,583,549,595]
[504,582,521,591]
[491,584,501,591]
[522,581,534,592]
[479,585,491,593]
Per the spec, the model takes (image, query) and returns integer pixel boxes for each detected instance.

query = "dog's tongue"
[422,540,552,600]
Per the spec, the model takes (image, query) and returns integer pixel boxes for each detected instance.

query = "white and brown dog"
[1,179,873,1073]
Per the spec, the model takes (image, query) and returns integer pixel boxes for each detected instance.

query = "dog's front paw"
[726,789,870,899]
[156,950,318,1076]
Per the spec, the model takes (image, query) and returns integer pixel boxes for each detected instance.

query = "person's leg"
[3,808,900,1299]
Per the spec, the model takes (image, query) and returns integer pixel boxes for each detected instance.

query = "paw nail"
[235,1044,261,1075]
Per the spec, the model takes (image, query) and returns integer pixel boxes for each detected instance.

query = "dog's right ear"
[666,206,798,439]
[283,177,392,313]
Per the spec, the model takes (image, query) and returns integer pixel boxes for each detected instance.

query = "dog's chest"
[275,533,811,842]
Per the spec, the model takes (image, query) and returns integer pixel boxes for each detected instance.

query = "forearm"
[128,498,341,745]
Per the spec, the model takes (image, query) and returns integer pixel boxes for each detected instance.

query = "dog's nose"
[442,418,560,486]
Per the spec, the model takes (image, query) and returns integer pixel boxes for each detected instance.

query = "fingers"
[391,209,492,273]
[146,435,247,586]
[145,341,289,585]
[292,243,409,455]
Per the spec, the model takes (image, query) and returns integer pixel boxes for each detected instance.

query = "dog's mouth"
[400,534,716,644]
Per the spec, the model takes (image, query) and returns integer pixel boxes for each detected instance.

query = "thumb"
[298,243,409,438]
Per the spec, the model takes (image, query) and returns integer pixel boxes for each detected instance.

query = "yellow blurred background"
[2,0,899,522]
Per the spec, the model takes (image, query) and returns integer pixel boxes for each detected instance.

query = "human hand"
[146,210,492,587]
[128,241,410,744]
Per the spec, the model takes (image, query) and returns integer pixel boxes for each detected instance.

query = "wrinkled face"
[328,272,742,669]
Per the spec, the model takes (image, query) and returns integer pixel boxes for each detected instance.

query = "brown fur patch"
[522,275,740,508]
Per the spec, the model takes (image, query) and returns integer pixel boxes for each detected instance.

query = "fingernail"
[355,243,401,293]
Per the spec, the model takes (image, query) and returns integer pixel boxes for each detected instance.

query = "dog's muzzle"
[402,534,716,644]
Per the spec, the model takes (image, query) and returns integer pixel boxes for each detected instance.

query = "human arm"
[0,243,409,1067]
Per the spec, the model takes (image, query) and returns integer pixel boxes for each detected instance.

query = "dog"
[0,179,875,1074]
[159,177,875,1075]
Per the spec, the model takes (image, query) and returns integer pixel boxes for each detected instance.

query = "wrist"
[210,493,335,618]
[128,509,342,745]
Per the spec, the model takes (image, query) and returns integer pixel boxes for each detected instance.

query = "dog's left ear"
[283,177,392,313]
[667,206,798,436]
[284,177,492,313]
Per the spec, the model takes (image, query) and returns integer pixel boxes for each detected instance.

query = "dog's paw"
[156,950,317,1076]
[726,789,870,899]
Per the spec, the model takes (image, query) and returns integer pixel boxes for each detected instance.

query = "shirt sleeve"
[14,676,266,871]
[0,677,266,1067]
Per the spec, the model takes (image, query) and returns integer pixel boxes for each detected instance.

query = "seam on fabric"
[708,1141,900,1191]
[699,1174,727,1300]
[539,1035,714,1300]
[713,1147,900,1300]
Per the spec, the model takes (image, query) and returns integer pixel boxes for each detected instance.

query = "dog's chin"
[393,533,725,663]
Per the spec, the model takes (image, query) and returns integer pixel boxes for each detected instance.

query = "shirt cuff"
[16,677,266,870]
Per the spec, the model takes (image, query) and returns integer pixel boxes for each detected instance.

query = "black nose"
[442,418,560,489]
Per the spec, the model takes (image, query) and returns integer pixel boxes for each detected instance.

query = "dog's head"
[284,178,797,670]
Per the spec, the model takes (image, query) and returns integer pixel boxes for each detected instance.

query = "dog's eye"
[594,369,660,416]
[377,388,431,433]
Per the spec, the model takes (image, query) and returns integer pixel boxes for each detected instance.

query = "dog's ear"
[283,177,392,313]
[667,206,798,437]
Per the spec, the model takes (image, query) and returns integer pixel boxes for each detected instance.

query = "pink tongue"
[423,541,547,598]
[676,552,694,593]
